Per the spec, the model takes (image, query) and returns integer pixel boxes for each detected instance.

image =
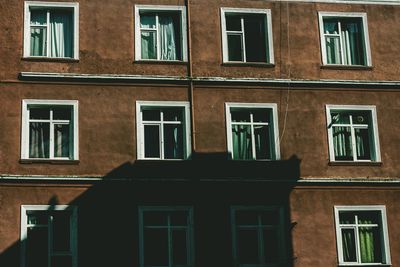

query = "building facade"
[1,0,400,266]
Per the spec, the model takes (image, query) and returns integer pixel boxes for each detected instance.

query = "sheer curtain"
[232,125,252,159]
[333,127,352,159]
[30,11,47,56]
[50,11,73,58]
[159,16,177,60]
[29,123,49,158]
[164,124,183,159]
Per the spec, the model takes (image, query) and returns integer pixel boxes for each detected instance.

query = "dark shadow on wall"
[0,152,300,267]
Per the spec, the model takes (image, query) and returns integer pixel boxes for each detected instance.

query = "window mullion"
[350,116,358,161]
[160,111,165,159]
[49,109,55,159]
[46,10,51,57]
[354,215,362,264]
[338,21,345,65]
[250,113,256,160]
[241,17,246,62]
[156,15,160,60]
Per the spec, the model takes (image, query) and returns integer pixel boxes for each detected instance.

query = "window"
[318,12,371,66]
[136,101,191,160]
[220,8,274,64]
[138,207,194,267]
[135,5,187,61]
[21,100,79,161]
[24,2,79,59]
[326,105,380,162]
[225,103,280,160]
[20,205,78,267]
[231,206,286,267]
[334,206,391,265]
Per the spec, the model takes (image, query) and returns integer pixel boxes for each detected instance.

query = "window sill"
[22,57,79,63]
[222,62,275,68]
[321,64,373,70]
[20,159,80,165]
[134,60,188,65]
[329,161,382,166]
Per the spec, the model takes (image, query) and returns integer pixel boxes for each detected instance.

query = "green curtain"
[359,223,375,263]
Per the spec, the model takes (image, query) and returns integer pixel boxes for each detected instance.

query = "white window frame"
[334,205,391,266]
[138,206,194,267]
[318,12,372,66]
[231,206,286,267]
[134,5,188,61]
[136,101,191,160]
[325,105,381,162]
[20,205,78,267]
[23,1,79,59]
[220,8,274,64]
[21,99,79,160]
[225,103,280,160]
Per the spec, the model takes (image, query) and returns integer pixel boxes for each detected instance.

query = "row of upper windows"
[21,99,381,163]
[20,204,391,267]
[23,2,372,67]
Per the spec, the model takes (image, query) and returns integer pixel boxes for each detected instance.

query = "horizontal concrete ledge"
[285,0,400,5]
[18,72,400,89]
[1,175,400,185]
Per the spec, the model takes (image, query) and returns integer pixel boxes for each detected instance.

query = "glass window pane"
[333,126,353,161]
[231,110,250,123]
[252,109,269,123]
[355,128,371,160]
[228,34,243,61]
[31,10,47,25]
[326,36,341,64]
[143,211,167,226]
[244,15,267,62]
[159,13,180,61]
[331,112,350,124]
[52,212,71,252]
[142,110,160,121]
[141,31,157,60]
[170,211,189,226]
[341,228,357,262]
[172,230,188,265]
[29,122,50,158]
[359,227,382,263]
[49,10,74,58]
[53,107,71,120]
[30,27,47,56]
[163,109,182,122]
[140,14,156,29]
[51,256,72,267]
[254,125,271,160]
[339,211,356,224]
[27,211,48,225]
[30,107,50,120]
[226,15,241,31]
[260,210,280,226]
[357,211,380,225]
[236,210,258,225]
[264,228,280,263]
[54,124,70,158]
[341,18,365,65]
[237,229,259,264]
[144,228,169,266]
[323,19,338,34]
[164,124,184,159]
[232,125,252,160]
[352,111,370,125]
[27,226,48,267]
[144,125,160,158]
